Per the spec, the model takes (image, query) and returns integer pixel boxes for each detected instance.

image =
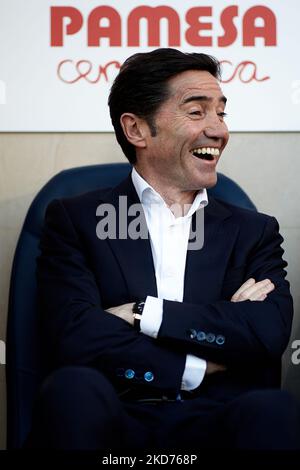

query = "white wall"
[0,132,300,449]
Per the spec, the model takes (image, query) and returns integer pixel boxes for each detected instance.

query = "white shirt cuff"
[140,295,163,339]
[181,355,207,391]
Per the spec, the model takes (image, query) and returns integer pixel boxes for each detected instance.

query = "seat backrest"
[6,162,256,448]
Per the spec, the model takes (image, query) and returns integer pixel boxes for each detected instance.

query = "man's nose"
[204,114,229,141]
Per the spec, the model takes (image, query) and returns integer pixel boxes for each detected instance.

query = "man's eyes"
[188,110,228,118]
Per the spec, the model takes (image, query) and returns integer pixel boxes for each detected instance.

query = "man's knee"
[227,389,300,449]
[37,366,121,416]
[40,365,112,392]
[29,366,124,448]
[238,389,298,419]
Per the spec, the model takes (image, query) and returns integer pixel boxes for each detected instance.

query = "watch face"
[137,301,145,314]
[133,300,145,315]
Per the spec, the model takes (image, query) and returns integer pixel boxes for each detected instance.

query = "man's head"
[109,48,223,163]
[109,48,229,191]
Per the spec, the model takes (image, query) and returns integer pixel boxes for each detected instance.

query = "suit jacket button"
[206,333,216,343]
[125,369,135,379]
[197,331,206,341]
[216,335,225,345]
[188,328,197,339]
[144,371,154,382]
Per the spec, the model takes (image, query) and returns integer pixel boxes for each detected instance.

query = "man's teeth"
[191,147,220,157]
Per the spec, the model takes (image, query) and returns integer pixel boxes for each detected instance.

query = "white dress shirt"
[131,168,208,390]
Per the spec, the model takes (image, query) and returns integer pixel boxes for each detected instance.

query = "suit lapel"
[99,175,157,300]
[184,198,239,303]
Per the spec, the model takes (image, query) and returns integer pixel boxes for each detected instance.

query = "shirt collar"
[131,167,208,218]
[132,167,163,205]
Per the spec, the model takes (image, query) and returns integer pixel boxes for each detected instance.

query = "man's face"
[139,70,229,191]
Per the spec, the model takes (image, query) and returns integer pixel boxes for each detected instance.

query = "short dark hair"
[108,48,221,164]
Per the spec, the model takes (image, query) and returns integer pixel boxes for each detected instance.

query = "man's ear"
[120,113,147,149]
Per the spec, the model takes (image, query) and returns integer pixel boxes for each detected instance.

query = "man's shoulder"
[211,197,277,228]
[62,187,113,207]
[45,187,115,226]
[48,173,134,214]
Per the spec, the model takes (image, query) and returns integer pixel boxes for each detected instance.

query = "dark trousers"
[27,366,300,450]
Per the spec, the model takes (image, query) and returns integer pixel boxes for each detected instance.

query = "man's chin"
[198,172,218,190]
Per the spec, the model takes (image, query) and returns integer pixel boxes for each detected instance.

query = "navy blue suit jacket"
[37,175,293,402]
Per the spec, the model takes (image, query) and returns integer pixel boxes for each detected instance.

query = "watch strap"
[132,300,145,331]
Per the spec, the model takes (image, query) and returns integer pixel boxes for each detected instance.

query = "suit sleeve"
[158,216,293,365]
[37,199,186,392]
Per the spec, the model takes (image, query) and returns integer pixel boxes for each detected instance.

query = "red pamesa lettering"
[50,5,277,47]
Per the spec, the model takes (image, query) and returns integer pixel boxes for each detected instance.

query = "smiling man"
[128,69,228,198]
[29,48,300,450]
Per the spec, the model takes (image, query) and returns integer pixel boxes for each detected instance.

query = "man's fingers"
[252,294,267,301]
[240,279,273,299]
[231,279,275,302]
[248,282,275,301]
[231,278,255,301]
[249,288,269,301]
[206,362,227,375]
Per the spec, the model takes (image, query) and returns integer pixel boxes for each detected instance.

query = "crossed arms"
[106,277,275,376]
[37,198,293,392]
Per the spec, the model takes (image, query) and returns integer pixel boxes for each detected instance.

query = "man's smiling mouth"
[190,147,220,161]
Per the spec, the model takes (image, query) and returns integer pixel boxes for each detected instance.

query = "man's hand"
[206,362,227,375]
[231,278,275,302]
[105,302,135,325]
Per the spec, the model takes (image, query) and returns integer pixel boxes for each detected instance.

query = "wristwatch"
[132,300,145,331]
